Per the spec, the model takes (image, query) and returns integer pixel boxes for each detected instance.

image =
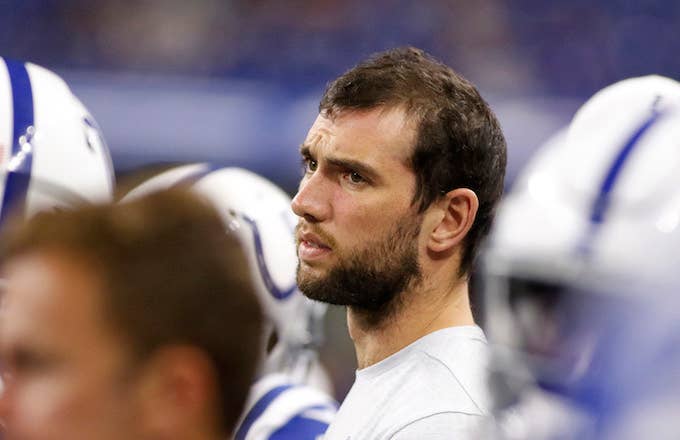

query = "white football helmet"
[0,57,114,227]
[122,164,329,386]
[482,76,680,438]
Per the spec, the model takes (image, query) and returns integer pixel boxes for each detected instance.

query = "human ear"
[136,345,219,438]
[428,188,479,253]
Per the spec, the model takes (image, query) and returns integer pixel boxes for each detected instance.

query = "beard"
[296,216,422,322]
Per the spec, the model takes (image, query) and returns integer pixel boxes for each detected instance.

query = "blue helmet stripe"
[241,214,297,300]
[0,59,34,226]
[590,110,663,224]
[578,109,664,254]
[268,413,331,439]
[234,384,294,440]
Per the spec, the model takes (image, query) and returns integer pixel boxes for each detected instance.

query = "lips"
[297,230,332,261]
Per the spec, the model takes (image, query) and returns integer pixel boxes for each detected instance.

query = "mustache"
[295,221,338,249]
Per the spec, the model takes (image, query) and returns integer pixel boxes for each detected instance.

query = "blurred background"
[2,0,679,400]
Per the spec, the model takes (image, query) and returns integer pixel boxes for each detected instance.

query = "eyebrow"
[300,144,381,182]
[299,144,312,156]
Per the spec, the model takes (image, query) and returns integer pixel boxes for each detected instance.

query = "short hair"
[0,189,263,434]
[320,47,507,276]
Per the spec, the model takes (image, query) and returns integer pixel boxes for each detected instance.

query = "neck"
[347,274,474,369]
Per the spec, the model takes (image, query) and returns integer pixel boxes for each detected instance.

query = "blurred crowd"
[1,0,679,96]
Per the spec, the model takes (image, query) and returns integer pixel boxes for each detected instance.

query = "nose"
[291,173,331,223]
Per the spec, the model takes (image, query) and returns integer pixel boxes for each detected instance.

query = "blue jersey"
[234,373,338,440]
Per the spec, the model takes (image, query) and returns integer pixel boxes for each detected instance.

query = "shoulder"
[390,412,486,439]
[329,326,490,436]
[414,326,488,363]
[235,373,338,440]
[395,326,491,414]
[322,328,490,440]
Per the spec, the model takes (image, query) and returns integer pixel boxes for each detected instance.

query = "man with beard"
[292,47,507,439]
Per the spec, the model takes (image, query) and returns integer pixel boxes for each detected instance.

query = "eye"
[5,349,52,378]
[342,170,368,187]
[301,157,318,174]
[348,171,364,184]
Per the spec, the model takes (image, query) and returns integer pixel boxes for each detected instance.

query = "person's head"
[122,164,330,387]
[0,57,114,226]
[482,76,680,425]
[0,189,263,440]
[292,47,506,316]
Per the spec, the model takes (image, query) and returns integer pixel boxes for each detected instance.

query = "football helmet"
[0,57,114,228]
[482,76,680,437]
[122,164,329,385]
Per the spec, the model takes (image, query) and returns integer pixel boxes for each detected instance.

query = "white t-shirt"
[323,326,490,440]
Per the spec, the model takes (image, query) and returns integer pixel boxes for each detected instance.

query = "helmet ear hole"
[226,209,240,232]
[266,331,279,354]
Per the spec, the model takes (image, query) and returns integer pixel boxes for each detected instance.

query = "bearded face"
[296,216,422,317]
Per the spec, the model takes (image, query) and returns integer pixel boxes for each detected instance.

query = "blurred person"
[0,188,263,440]
[482,75,680,439]
[121,164,338,439]
[292,47,507,438]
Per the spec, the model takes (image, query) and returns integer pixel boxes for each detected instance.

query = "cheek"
[9,371,129,438]
[333,199,375,237]
[14,376,93,425]
[335,194,408,233]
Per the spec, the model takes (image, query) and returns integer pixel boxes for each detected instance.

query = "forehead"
[0,252,112,349]
[304,107,417,167]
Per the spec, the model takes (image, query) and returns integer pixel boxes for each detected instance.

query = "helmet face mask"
[486,268,648,400]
